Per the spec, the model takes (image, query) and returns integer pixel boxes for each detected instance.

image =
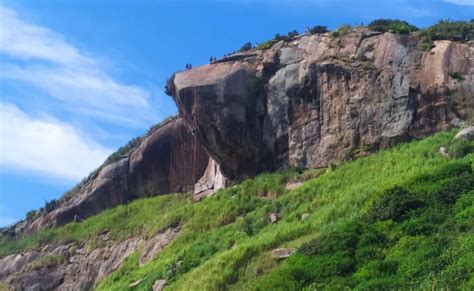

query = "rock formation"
[168,29,473,180]
[1,27,473,291]
[0,228,180,290]
[23,117,211,232]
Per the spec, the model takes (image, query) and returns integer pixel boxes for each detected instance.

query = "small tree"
[239,42,253,52]
[309,25,329,34]
[287,30,299,38]
[368,19,418,34]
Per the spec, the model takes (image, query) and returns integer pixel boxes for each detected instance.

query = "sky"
[0,0,473,227]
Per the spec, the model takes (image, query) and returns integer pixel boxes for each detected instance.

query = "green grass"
[1,131,473,290]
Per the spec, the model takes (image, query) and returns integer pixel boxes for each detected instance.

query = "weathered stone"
[168,29,473,181]
[439,147,450,158]
[24,117,210,233]
[139,227,180,266]
[301,213,310,221]
[454,126,474,141]
[193,157,227,201]
[153,279,167,291]
[129,279,144,287]
[285,181,304,191]
[271,248,296,259]
[269,212,280,223]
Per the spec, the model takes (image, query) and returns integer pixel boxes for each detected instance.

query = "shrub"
[239,42,252,52]
[446,139,474,158]
[331,24,352,38]
[448,71,465,81]
[370,186,424,222]
[368,19,418,34]
[419,19,474,42]
[308,25,328,34]
[44,199,58,213]
[26,210,41,222]
[287,30,299,38]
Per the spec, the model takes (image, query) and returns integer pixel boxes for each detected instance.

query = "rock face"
[455,126,474,141]
[168,30,473,180]
[193,157,227,201]
[0,228,179,290]
[24,117,210,232]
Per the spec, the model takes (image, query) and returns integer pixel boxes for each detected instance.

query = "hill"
[1,131,473,289]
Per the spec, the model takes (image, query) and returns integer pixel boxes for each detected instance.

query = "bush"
[288,30,299,38]
[26,210,41,222]
[370,186,424,222]
[448,71,465,81]
[420,19,474,42]
[308,25,328,34]
[368,19,418,34]
[331,24,352,38]
[446,139,474,158]
[239,42,252,52]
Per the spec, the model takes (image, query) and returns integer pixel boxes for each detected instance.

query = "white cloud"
[0,102,113,181]
[443,0,474,5]
[0,5,154,125]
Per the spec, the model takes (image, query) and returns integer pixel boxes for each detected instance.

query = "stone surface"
[271,248,296,259]
[23,117,210,233]
[1,226,180,290]
[193,157,227,201]
[439,146,450,158]
[153,279,167,291]
[454,126,474,141]
[285,181,304,191]
[269,212,280,223]
[139,227,181,266]
[168,29,474,181]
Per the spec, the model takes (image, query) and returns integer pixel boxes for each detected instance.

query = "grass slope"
[1,131,473,290]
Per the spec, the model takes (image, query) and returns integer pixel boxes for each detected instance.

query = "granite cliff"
[168,28,473,180]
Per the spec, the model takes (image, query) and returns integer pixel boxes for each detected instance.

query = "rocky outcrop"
[193,157,227,201]
[0,228,179,290]
[168,29,473,180]
[23,117,210,233]
[455,126,474,141]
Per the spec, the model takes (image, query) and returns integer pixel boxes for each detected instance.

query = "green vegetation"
[418,20,474,50]
[368,19,419,34]
[1,131,473,290]
[256,30,300,50]
[331,24,352,38]
[308,25,328,34]
[24,254,66,271]
[448,71,465,82]
[420,19,474,42]
[239,42,253,52]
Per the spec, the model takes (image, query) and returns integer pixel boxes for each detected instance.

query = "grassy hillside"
[1,131,473,290]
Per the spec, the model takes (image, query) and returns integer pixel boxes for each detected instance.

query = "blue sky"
[0,0,473,227]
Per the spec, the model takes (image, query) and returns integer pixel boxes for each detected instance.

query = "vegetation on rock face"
[308,25,329,34]
[448,71,465,82]
[368,19,419,34]
[418,20,474,50]
[420,19,474,42]
[2,131,473,290]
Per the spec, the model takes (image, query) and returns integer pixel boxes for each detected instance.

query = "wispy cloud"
[442,0,474,5]
[0,5,159,182]
[0,102,112,181]
[0,5,154,126]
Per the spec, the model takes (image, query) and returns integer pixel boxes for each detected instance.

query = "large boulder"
[168,29,473,181]
[25,117,210,232]
[455,126,474,141]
